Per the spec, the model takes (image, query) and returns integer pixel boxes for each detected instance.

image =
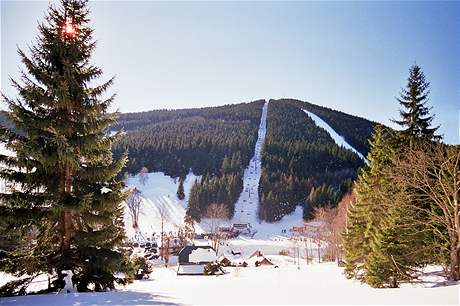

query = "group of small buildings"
[193,223,256,241]
[177,246,274,275]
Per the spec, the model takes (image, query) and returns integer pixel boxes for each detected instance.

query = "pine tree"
[176,177,185,200]
[187,180,201,222]
[343,126,395,279]
[0,0,132,293]
[392,64,441,142]
[364,205,421,288]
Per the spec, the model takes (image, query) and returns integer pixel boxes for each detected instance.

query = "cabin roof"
[178,245,215,264]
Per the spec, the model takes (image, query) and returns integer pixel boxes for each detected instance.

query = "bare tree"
[183,215,196,241]
[206,203,229,254]
[388,143,460,280]
[332,192,355,265]
[157,204,168,261]
[139,167,149,185]
[312,207,335,263]
[126,188,142,229]
[311,191,355,265]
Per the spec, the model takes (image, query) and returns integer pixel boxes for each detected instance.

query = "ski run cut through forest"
[1,100,458,305]
[1,2,459,303]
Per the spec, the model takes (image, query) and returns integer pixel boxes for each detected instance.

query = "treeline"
[113,101,264,178]
[112,102,264,132]
[258,99,366,222]
[282,99,376,157]
[343,64,460,287]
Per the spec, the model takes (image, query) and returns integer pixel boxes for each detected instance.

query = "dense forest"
[258,99,368,222]
[112,101,265,219]
[2,98,378,222]
[112,102,264,133]
[112,101,264,177]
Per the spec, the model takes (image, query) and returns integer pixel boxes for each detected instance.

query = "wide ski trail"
[231,101,268,226]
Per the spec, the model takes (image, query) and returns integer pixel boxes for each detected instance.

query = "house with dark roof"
[177,245,216,275]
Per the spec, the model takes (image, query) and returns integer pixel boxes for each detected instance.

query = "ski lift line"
[232,101,268,225]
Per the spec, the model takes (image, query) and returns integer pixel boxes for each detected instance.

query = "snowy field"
[1,258,458,305]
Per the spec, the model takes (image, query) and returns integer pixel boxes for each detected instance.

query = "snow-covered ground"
[123,171,203,239]
[2,259,458,305]
[1,234,458,305]
[302,109,368,163]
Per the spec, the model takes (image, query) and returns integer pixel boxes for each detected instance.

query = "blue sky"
[1,1,459,144]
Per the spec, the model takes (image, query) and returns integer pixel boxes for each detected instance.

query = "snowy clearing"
[122,171,202,239]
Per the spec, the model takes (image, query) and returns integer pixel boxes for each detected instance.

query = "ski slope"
[303,109,368,163]
[221,100,305,239]
[231,101,268,226]
[123,172,202,239]
[122,100,305,241]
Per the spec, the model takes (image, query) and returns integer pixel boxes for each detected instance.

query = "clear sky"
[1,1,459,144]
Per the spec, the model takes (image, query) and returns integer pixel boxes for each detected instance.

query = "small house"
[245,250,274,267]
[177,245,216,275]
[217,254,233,267]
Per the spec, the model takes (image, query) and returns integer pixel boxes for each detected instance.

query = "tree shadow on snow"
[409,269,460,288]
[0,291,182,306]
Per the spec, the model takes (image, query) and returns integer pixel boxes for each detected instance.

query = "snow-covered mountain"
[122,101,370,241]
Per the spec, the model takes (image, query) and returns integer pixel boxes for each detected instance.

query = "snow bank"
[303,109,368,163]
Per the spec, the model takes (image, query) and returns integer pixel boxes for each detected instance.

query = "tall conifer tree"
[176,177,185,200]
[343,126,395,279]
[0,0,131,293]
[393,64,441,142]
[364,203,424,288]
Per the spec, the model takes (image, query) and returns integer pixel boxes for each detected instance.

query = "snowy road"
[231,100,268,225]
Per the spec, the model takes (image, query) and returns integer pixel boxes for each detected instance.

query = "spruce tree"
[364,205,416,288]
[187,180,201,222]
[393,64,441,142]
[343,126,395,279]
[0,0,132,293]
[176,177,185,200]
